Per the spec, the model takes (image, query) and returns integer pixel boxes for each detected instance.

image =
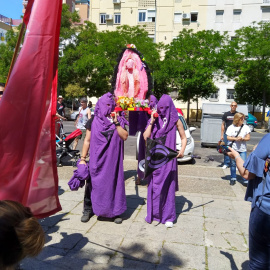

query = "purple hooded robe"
[145,94,179,224]
[137,95,158,179]
[89,93,127,218]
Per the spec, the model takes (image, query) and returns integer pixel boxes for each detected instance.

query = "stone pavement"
[21,160,250,270]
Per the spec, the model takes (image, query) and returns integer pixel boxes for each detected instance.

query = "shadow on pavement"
[124,169,137,182]
[220,250,249,270]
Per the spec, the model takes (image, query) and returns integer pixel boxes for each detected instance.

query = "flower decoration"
[134,98,149,109]
[115,96,135,110]
[127,44,136,49]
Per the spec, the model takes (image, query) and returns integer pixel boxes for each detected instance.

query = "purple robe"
[137,95,158,179]
[89,93,127,218]
[145,94,179,224]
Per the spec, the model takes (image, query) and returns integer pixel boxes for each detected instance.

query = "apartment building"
[90,0,270,44]
[90,0,209,43]
[75,0,90,23]
[0,16,12,45]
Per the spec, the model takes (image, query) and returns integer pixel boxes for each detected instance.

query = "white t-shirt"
[76,107,89,129]
[226,124,250,152]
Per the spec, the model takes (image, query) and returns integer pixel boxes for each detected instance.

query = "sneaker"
[165,221,173,228]
[222,165,229,169]
[81,211,92,223]
[242,180,248,187]
[230,179,236,186]
[114,216,123,224]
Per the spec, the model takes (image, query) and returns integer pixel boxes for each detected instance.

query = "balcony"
[138,22,155,34]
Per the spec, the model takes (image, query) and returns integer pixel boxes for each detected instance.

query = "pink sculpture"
[114,49,149,100]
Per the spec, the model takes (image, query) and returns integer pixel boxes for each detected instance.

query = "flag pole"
[5,22,26,88]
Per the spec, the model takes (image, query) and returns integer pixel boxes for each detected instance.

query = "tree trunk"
[252,104,255,115]
[187,89,190,124]
[196,98,198,122]
[262,89,266,128]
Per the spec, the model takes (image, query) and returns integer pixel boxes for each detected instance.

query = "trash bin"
[200,103,248,147]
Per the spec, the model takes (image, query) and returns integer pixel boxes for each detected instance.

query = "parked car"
[136,113,196,163]
[246,113,258,132]
[70,107,95,121]
[176,114,196,162]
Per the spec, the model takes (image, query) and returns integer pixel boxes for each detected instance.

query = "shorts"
[77,129,86,141]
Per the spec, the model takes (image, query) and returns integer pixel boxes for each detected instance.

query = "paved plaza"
[21,159,250,270]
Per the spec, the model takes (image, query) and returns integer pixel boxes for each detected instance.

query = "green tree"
[60,4,81,41]
[0,28,19,82]
[58,23,162,98]
[225,21,270,125]
[163,29,227,123]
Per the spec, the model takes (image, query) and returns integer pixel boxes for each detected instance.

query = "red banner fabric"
[23,0,35,26]
[0,0,62,218]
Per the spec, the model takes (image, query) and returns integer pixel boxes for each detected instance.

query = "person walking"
[227,134,270,269]
[226,112,250,185]
[73,97,91,150]
[143,94,187,228]
[220,102,238,169]
[79,93,128,224]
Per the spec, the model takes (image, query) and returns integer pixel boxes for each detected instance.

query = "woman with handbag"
[226,112,250,185]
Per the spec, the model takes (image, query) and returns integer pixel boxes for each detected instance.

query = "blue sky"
[1,0,23,19]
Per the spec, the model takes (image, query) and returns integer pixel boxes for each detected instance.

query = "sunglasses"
[231,105,237,107]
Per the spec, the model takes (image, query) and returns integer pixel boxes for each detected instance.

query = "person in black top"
[220,101,238,169]
[57,95,66,117]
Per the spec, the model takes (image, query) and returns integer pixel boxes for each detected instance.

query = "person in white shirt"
[226,113,250,186]
[73,97,91,150]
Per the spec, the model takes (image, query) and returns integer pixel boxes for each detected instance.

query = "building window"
[191,12,198,22]
[262,7,270,20]
[227,89,235,100]
[209,90,219,101]
[138,10,147,22]
[147,10,156,22]
[216,10,224,23]
[114,13,121,24]
[100,14,106,24]
[174,12,182,23]
[233,9,241,22]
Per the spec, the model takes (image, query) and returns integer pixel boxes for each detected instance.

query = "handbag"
[217,124,244,155]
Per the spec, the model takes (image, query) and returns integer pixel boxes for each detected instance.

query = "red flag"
[0,0,62,218]
[23,0,35,26]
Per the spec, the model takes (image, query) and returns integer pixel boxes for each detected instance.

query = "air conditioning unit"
[105,14,113,20]
[182,13,191,20]
[113,0,121,4]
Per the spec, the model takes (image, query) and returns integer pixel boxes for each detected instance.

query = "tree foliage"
[224,21,270,124]
[162,28,227,122]
[0,28,19,83]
